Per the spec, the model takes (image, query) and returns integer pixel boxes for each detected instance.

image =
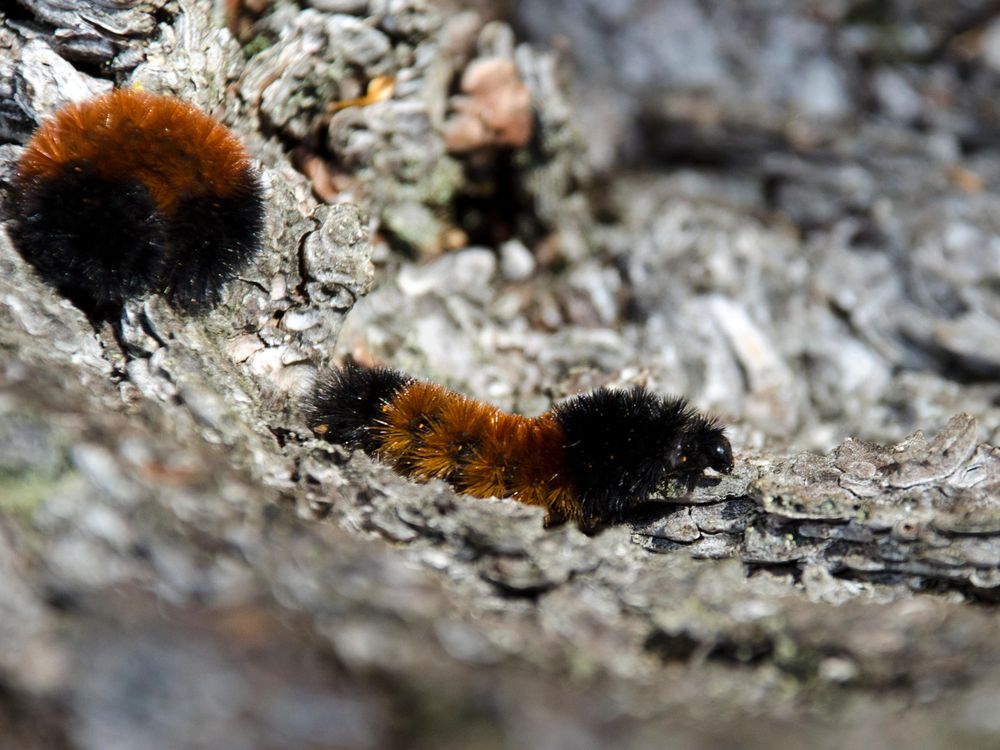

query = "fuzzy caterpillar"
[10,88,264,313]
[306,362,733,530]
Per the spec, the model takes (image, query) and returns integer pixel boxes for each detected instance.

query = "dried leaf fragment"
[442,57,533,152]
[328,75,396,114]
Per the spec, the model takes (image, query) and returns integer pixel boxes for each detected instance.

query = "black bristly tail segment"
[11,163,168,311]
[306,362,412,454]
[165,167,265,311]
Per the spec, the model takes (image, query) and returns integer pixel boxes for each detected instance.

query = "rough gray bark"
[3,1,1000,748]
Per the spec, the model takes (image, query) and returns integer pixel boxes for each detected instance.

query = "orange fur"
[17,89,252,213]
[373,382,584,525]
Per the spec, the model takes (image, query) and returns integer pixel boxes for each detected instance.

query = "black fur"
[165,167,265,311]
[306,362,412,454]
[10,161,264,315]
[553,386,732,523]
[11,162,168,310]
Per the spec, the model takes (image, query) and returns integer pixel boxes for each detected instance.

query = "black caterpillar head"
[537,386,736,526]
[667,416,733,476]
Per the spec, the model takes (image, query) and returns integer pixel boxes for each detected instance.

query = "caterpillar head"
[668,419,733,476]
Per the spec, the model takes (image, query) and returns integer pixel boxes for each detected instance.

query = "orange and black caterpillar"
[10,88,264,313]
[306,362,734,530]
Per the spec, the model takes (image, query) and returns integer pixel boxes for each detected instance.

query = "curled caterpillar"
[10,88,264,313]
[306,362,734,530]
